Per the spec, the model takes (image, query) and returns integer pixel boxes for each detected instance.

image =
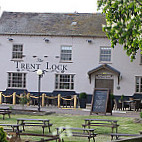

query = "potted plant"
[79,92,87,108]
[19,92,30,109]
[110,94,114,110]
[120,94,124,102]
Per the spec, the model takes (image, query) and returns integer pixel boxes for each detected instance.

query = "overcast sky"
[0,0,99,15]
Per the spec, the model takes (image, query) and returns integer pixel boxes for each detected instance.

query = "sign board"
[90,88,112,115]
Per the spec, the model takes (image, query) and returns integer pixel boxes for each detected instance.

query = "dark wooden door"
[95,79,114,94]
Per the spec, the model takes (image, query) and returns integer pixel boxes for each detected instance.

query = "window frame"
[7,72,26,89]
[60,45,72,62]
[99,46,112,63]
[55,74,75,90]
[12,44,23,61]
[135,76,142,93]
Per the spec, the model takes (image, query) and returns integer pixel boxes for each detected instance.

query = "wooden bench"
[110,133,142,140]
[0,107,11,120]
[56,127,97,142]
[17,118,53,134]
[18,133,60,142]
[82,119,119,133]
[0,124,21,137]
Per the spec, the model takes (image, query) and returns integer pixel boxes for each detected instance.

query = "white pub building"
[0,12,142,102]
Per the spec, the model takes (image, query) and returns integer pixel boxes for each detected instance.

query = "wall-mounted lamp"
[8,38,13,41]
[117,85,120,90]
[33,56,37,58]
[44,38,49,43]
[55,56,60,58]
[44,55,48,58]
[86,40,92,43]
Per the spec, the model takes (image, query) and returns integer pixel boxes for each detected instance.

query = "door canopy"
[88,64,121,84]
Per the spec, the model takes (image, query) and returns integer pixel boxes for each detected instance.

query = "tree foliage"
[97,0,142,61]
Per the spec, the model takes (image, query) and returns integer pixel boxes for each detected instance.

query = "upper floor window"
[8,72,26,88]
[100,46,111,62]
[60,46,72,62]
[55,74,74,90]
[12,44,23,60]
[135,76,142,93]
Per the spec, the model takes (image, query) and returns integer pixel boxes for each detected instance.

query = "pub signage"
[15,61,67,73]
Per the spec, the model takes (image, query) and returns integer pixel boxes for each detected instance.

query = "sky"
[0,0,99,15]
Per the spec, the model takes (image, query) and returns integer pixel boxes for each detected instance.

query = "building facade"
[0,12,142,101]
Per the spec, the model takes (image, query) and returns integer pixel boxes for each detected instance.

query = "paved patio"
[0,104,141,117]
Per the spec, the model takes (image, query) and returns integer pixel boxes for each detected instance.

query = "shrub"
[79,92,87,99]
[110,94,114,100]
[19,92,30,106]
[120,94,124,101]
[0,127,8,142]
[19,95,28,105]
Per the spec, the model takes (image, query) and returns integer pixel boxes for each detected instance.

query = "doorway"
[95,79,114,94]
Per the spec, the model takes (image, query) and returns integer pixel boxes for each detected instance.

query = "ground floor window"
[8,72,26,88]
[135,76,142,93]
[55,74,74,90]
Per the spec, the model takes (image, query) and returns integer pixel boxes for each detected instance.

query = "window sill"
[60,61,73,63]
[7,87,26,90]
[99,62,112,64]
[11,59,24,62]
[54,89,74,91]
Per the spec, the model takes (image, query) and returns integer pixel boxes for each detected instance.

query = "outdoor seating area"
[113,98,142,111]
[1,116,98,142]
[0,110,141,142]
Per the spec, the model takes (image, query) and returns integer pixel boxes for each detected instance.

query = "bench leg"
[42,127,44,134]
[88,137,90,142]
[48,126,51,133]
[8,113,11,118]
[22,125,25,131]
[112,127,114,133]
[92,136,95,142]
[3,114,5,120]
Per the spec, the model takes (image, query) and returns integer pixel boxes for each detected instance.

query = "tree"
[97,0,142,61]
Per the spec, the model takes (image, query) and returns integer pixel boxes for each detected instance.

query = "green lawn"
[1,113,142,142]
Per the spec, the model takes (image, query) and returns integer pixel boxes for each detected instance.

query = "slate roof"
[88,64,120,76]
[0,11,106,37]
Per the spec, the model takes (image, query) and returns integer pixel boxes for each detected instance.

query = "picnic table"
[0,107,11,120]
[17,118,53,134]
[0,124,21,137]
[82,119,119,133]
[56,127,97,142]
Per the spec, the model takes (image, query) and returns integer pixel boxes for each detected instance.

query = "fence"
[0,92,77,108]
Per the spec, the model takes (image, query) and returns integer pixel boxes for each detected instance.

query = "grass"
[1,113,142,142]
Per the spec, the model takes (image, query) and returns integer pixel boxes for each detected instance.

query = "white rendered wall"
[0,35,141,96]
